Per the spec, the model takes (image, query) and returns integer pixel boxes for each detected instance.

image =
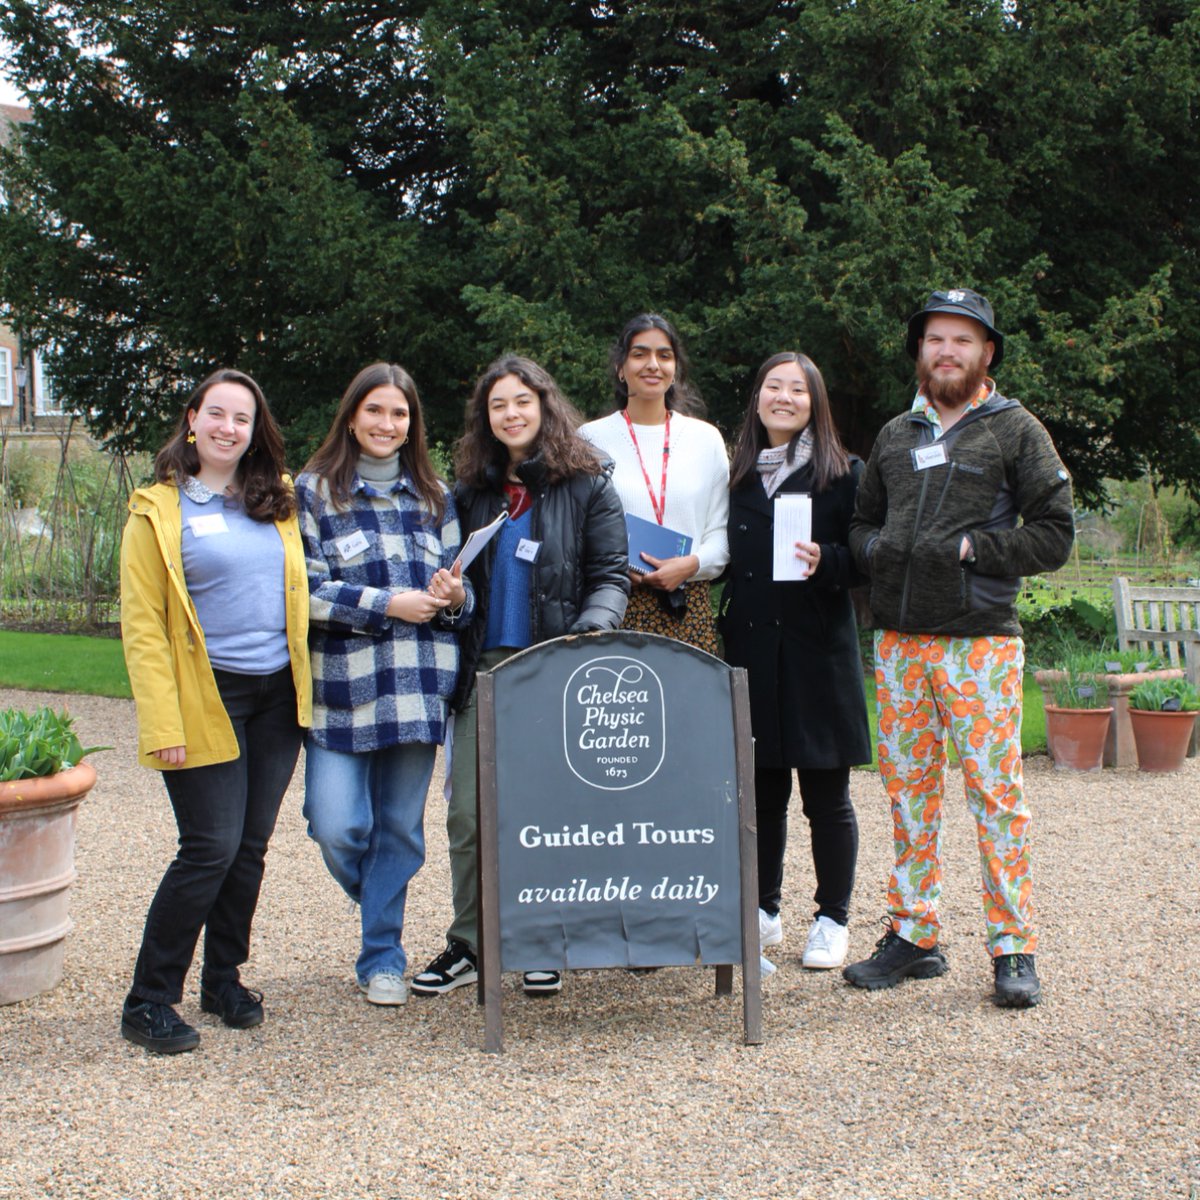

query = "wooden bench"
[1112,576,1200,757]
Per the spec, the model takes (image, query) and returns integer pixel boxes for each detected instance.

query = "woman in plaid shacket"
[295,363,474,1007]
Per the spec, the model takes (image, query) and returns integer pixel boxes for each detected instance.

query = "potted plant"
[1034,643,1183,768]
[0,707,104,1005]
[1040,650,1113,772]
[1127,678,1200,773]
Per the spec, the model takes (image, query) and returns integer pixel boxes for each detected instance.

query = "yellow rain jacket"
[120,482,312,769]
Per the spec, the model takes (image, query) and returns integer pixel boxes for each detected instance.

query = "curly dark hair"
[607,313,704,416]
[454,355,602,489]
[154,369,294,522]
[728,352,850,494]
[303,363,446,523]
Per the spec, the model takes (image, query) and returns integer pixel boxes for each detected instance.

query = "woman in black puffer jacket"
[411,355,630,999]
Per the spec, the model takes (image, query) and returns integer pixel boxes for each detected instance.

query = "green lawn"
[0,631,131,698]
[0,629,1048,756]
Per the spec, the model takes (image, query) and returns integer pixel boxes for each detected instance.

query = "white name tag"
[336,529,370,561]
[912,443,948,471]
[515,537,541,563]
[188,513,229,538]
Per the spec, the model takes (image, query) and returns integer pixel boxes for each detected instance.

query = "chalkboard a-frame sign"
[476,630,762,1053]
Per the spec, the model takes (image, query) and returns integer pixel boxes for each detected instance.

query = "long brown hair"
[303,363,446,523]
[154,369,294,522]
[729,352,850,494]
[608,312,704,416]
[454,355,602,489]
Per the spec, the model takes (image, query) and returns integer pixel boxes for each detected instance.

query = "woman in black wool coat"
[719,351,871,973]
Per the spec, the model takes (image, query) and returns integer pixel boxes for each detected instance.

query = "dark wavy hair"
[454,355,602,489]
[303,363,446,523]
[608,312,704,416]
[729,352,850,494]
[154,369,294,522]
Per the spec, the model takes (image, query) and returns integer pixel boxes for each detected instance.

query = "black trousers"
[130,666,302,1004]
[755,765,858,926]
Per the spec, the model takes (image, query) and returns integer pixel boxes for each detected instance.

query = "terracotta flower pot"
[1035,668,1184,768]
[0,762,96,1005]
[1129,709,1199,773]
[1043,705,1113,773]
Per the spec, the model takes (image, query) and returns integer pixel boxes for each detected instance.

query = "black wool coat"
[719,458,872,770]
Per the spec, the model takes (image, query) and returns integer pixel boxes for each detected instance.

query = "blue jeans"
[131,666,302,1004]
[303,739,435,983]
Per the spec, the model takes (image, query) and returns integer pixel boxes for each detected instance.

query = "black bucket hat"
[905,288,1004,369]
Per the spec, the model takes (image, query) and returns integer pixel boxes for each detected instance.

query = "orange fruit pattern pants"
[873,629,1036,957]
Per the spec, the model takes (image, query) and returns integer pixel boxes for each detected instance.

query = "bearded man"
[845,288,1074,1008]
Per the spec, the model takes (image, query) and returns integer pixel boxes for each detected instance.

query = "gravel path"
[1,687,1197,1200]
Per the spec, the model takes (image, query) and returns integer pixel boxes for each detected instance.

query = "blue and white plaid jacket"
[295,470,474,752]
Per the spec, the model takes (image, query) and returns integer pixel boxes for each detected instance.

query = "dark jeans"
[756,765,858,926]
[130,666,302,1004]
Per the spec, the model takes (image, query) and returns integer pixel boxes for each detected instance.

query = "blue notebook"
[625,512,693,574]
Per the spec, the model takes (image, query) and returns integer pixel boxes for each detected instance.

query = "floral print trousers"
[873,629,1036,957]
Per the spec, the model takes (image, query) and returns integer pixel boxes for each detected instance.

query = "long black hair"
[607,313,704,416]
[728,352,850,494]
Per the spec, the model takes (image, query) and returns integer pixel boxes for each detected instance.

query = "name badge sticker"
[912,443,948,471]
[335,529,371,561]
[187,513,229,538]
[515,538,542,563]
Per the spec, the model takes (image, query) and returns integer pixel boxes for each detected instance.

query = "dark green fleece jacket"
[849,391,1074,637]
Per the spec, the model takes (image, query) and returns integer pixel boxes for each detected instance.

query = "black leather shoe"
[200,980,265,1029]
[121,998,200,1054]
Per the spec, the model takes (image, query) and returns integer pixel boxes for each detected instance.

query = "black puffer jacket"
[450,455,631,711]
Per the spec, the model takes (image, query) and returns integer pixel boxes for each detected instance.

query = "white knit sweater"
[579,410,730,581]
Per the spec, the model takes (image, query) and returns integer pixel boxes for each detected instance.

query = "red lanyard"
[621,409,670,526]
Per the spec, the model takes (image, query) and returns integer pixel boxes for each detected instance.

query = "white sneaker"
[802,916,849,970]
[361,972,408,1005]
[758,908,783,948]
[760,955,777,977]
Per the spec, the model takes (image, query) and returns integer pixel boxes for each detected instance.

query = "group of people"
[117,290,1074,1055]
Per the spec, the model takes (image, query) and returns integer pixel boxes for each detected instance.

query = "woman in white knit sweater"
[579,313,729,653]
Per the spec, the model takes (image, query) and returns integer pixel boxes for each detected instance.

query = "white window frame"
[33,349,64,416]
[0,347,11,407]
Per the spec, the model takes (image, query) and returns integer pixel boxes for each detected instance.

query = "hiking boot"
[802,916,850,970]
[843,924,948,990]
[200,979,264,1029]
[121,997,200,1054]
[410,939,478,995]
[758,908,783,948]
[522,970,563,996]
[993,953,1041,1008]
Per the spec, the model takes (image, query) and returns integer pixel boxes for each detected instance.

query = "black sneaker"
[993,953,1041,1008]
[200,979,265,1029]
[121,997,201,1054]
[522,970,562,996]
[410,939,478,995]
[843,923,949,991]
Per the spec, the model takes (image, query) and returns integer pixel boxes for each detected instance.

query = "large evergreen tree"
[1,0,1196,504]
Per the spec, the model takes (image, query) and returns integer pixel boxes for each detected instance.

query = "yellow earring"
[186,433,196,444]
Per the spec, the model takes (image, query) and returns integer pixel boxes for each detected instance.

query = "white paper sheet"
[453,510,509,572]
[773,493,812,581]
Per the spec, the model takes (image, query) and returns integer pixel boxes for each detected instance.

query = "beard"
[917,356,989,410]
